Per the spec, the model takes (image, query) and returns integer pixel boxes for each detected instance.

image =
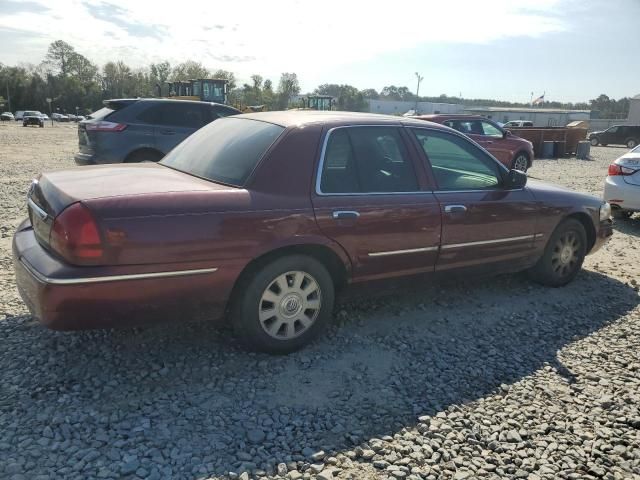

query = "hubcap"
[259,271,322,340]
[550,232,580,277]
[628,140,636,149]
[590,138,598,146]
[514,155,528,171]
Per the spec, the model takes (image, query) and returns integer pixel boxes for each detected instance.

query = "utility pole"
[6,80,10,112]
[415,72,423,114]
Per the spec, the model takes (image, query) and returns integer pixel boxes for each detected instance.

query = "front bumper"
[12,220,230,330]
[74,152,96,166]
[590,219,613,254]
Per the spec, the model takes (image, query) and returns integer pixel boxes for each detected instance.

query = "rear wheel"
[124,149,163,163]
[626,138,638,149]
[232,255,334,354]
[512,153,529,172]
[528,218,587,287]
[612,208,632,219]
[590,137,599,146]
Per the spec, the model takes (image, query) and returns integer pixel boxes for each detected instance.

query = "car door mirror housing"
[503,130,511,138]
[505,169,527,189]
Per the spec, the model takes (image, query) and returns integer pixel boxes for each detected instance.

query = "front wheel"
[626,138,638,149]
[232,255,334,354]
[528,218,587,287]
[512,153,529,172]
[590,137,599,146]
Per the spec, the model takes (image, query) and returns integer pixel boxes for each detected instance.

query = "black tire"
[39,123,44,128]
[511,152,529,172]
[626,138,638,149]
[124,149,163,163]
[590,137,599,146]
[527,218,587,287]
[612,208,632,220]
[232,254,334,354]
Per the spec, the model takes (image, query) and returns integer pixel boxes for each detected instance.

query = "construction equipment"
[166,79,229,104]
[301,95,333,111]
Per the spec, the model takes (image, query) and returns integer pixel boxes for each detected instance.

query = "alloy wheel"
[550,231,581,277]
[513,155,528,171]
[590,138,598,146]
[258,270,322,340]
[628,139,637,149]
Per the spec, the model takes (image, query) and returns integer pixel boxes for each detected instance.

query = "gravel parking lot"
[1,121,639,480]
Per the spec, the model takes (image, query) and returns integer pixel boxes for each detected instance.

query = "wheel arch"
[124,147,164,163]
[565,211,596,253]
[226,242,352,314]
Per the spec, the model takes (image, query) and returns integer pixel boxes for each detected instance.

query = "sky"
[0,0,638,103]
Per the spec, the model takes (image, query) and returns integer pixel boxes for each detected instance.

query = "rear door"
[311,125,441,282]
[138,102,211,154]
[409,127,538,271]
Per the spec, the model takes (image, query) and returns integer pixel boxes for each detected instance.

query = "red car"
[13,112,612,353]
[415,114,534,171]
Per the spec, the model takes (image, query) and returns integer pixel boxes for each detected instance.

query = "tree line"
[0,40,631,119]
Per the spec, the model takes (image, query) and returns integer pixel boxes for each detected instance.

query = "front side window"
[607,126,619,133]
[481,121,504,138]
[160,117,284,186]
[411,129,502,191]
[320,127,418,194]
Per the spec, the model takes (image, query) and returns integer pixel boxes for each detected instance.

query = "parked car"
[1,112,14,121]
[14,112,613,353]
[604,144,640,218]
[74,98,240,165]
[22,111,44,128]
[14,111,24,121]
[51,113,69,122]
[589,125,640,149]
[67,114,77,122]
[415,114,534,171]
[504,120,534,128]
[40,113,49,121]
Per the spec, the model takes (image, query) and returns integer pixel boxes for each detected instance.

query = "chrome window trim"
[315,125,426,196]
[441,234,536,250]
[368,246,439,257]
[20,258,218,285]
[27,198,48,221]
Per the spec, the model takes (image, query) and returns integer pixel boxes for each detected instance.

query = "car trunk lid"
[27,163,235,253]
[617,155,640,186]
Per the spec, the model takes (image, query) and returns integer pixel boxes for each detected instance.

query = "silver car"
[604,144,640,218]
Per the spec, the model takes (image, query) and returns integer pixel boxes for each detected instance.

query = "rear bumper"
[604,176,640,211]
[12,220,232,330]
[74,152,96,165]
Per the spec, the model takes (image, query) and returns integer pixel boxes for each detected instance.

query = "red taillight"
[608,164,636,176]
[50,203,104,264]
[85,121,127,132]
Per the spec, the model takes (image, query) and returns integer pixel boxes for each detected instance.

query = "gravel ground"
[0,121,639,480]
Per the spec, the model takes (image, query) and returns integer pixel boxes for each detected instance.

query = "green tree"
[315,83,368,112]
[276,72,300,109]
[44,40,76,76]
[361,88,379,100]
[171,61,209,81]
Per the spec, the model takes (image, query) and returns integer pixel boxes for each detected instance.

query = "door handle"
[444,204,467,213]
[484,141,493,145]
[332,210,360,219]
[159,129,175,135]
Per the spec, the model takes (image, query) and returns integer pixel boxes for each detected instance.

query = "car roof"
[236,110,448,129]
[414,114,486,121]
[106,98,233,108]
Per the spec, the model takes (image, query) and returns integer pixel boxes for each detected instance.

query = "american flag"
[532,93,545,105]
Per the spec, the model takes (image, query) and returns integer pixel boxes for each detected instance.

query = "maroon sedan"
[415,114,535,172]
[13,112,612,353]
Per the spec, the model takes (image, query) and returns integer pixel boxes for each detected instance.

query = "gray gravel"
[1,122,639,479]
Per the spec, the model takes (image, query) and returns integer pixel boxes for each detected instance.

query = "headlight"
[600,202,611,221]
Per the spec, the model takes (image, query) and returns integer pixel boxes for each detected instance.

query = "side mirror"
[505,169,527,189]
[503,130,512,138]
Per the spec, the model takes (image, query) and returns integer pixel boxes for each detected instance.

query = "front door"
[311,126,441,282]
[409,127,538,271]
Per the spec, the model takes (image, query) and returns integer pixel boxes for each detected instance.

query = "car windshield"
[160,117,285,187]
[25,111,40,116]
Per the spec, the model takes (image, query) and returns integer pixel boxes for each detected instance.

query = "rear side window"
[212,105,239,118]
[138,103,209,128]
[160,118,284,186]
[320,127,418,194]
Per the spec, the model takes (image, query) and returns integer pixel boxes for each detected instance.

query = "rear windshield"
[86,107,114,120]
[160,117,285,186]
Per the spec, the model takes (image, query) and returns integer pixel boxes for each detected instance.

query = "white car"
[604,144,640,218]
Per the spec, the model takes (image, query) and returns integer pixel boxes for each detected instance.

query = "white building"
[368,99,464,116]
[463,106,590,127]
[628,94,640,123]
